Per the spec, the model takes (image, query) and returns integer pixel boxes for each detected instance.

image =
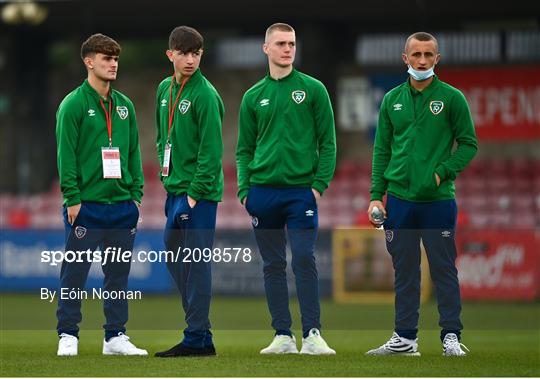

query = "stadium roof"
[1,0,539,39]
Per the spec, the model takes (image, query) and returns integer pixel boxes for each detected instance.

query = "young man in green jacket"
[236,23,336,355]
[55,34,146,356]
[154,26,224,358]
[366,32,477,357]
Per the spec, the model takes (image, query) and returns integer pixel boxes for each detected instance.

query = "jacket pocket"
[64,202,85,228]
[409,159,438,197]
[419,171,438,194]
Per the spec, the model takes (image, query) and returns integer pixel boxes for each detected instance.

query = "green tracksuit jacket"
[370,76,478,202]
[236,69,337,202]
[155,69,224,202]
[56,80,144,206]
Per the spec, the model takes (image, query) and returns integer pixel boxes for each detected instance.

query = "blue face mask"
[407,65,435,81]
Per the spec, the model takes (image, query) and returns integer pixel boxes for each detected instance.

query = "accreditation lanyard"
[162,75,188,177]
[99,96,121,179]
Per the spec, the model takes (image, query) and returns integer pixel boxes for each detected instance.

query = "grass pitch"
[1,294,539,377]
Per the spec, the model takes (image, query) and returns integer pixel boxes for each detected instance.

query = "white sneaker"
[57,333,78,356]
[300,328,336,355]
[260,334,299,354]
[366,332,421,356]
[443,333,469,356]
[102,333,148,356]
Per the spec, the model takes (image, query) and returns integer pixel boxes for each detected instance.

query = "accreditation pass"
[101,147,122,179]
[162,143,171,177]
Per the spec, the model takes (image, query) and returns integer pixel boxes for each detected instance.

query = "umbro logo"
[180,213,189,221]
[130,228,137,235]
[305,210,314,217]
[442,230,452,238]
[393,103,403,111]
[260,99,270,107]
[88,109,96,116]
[161,99,167,107]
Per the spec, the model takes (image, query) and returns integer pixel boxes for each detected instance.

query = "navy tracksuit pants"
[384,194,463,341]
[56,200,139,339]
[163,193,217,348]
[245,186,320,338]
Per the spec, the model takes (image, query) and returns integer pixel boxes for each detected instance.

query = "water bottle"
[371,206,385,226]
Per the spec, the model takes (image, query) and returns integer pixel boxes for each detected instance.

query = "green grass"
[1,294,539,376]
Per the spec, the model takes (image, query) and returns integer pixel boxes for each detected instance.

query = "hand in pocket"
[67,204,82,225]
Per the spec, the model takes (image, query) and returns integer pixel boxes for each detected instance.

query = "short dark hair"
[80,33,121,60]
[404,32,438,53]
[168,26,204,52]
[265,23,295,42]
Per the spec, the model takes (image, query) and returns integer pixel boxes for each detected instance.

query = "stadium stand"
[1,159,538,230]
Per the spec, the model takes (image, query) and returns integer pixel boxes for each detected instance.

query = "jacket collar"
[265,68,296,82]
[171,68,203,87]
[407,75,440,98]
[82,79,113,101]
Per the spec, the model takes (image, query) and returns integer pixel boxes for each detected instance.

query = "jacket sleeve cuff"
[435,165,449,182]
[65,194,81,207]
[312,181,327,196]
[238,188,249,205]
[187,189,202,202]
[370,191,384,202]
[130,191,143,204]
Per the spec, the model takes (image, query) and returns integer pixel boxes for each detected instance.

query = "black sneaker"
[154,343,216,357]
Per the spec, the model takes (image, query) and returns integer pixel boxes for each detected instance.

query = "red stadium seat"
[2,159,538,230]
